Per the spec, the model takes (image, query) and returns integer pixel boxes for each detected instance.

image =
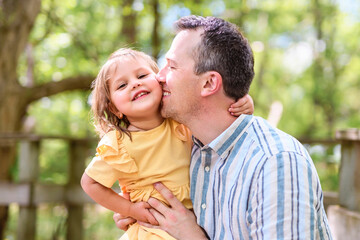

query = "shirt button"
[201,203,206,209]
[205,166,210,172]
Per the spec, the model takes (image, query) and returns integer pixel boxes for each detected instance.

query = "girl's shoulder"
[95,130,138,173]
[96,130,120,155]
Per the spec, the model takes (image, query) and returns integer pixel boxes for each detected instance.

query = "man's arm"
[138,182,209,240]
[248,152,331,239]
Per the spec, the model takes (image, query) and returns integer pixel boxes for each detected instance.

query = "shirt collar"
[194,114,254,159]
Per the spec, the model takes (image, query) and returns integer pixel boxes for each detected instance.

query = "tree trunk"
[0,1,95,237]
[151,0,160,59]
[120,0,137,44]
[0,0,41,237]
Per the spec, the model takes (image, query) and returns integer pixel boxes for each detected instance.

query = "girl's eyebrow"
[109,65,152,88]
[110,76,125,89]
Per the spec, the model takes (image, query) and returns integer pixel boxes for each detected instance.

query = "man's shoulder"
[248,116,306,158]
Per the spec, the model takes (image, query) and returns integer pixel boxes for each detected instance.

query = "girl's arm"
[228,94,254,116]
[80,173,158,225]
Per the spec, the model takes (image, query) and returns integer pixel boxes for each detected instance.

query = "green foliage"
[6,0,359,238]
[16,0,360,140]
[39,140,69,184]
[221,0,360,139]
[28,91,93,138]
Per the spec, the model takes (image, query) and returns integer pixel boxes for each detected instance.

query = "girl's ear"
[200,71,223,97]
[108,102,123,119]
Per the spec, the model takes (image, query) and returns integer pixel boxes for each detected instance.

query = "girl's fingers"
[113,213,136,231]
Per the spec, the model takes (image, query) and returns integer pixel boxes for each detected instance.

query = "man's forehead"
[164,42,181,63]
[166,30,201,61]
[164,51,177,63]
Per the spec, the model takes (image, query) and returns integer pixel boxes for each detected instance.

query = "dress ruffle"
[128,183,192,209]
[96,130,138,173]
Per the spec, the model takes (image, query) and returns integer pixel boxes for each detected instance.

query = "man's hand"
[128,201,159,225]
[138,182,208,240]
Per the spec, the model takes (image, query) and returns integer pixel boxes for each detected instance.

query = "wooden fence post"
[336,129,360,211]
[16,140,39,240]
[327,129,360,239]
[66,140,88,240]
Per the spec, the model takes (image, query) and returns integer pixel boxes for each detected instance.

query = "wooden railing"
[1,129,359,240]
[0,134,96,240]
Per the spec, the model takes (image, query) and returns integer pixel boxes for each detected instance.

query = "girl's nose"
[132,81,142,89]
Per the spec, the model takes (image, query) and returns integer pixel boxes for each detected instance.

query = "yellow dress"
[85,119,193,240]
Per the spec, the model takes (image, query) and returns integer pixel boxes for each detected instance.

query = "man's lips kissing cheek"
[162,89,170,98]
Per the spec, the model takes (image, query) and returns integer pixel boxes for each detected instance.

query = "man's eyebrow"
[166,56,178,66]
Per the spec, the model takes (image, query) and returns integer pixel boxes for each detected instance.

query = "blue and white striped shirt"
[190,115,332,240]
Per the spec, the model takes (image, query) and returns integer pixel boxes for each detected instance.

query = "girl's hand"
[128,201,159,225]
[113,192,136,231]
[229,94,254,116]
[113,212,136,231]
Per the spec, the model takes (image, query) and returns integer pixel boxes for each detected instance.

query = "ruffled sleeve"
[85,130,138,188]
[169,119,192,142]
[96,130,138,173]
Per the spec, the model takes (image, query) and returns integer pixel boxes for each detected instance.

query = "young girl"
[81,48,253,240]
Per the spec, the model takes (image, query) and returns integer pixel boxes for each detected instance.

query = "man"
[115,15,333,239]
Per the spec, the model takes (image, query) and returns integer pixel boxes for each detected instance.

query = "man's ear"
[200,71,223,97]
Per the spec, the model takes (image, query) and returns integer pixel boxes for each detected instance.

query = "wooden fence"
[1,129,359,240]
[0,134,96,240]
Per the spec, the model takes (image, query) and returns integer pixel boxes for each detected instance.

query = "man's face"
[156,29,203,123]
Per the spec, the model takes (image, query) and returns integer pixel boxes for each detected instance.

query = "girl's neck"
[127,113,165,132]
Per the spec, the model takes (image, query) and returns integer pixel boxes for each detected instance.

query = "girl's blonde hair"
[91,48,159,138]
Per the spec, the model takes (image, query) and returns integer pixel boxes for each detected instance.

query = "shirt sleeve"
[85,154,122,188]
[247,151,329,239]
[85,130,138,188]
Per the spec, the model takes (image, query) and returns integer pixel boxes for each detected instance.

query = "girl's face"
[108,57,163,122]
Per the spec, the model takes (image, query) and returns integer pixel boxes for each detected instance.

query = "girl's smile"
[108,57,163,121]
[132,90,150,101]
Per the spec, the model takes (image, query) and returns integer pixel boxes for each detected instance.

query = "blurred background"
[0,0,359,239]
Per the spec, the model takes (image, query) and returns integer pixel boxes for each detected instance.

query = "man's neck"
[187,108,237,146]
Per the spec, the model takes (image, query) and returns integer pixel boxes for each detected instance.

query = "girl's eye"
[138,74,148,79]
[118,83,126,89]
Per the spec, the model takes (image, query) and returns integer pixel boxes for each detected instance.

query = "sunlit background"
[2,0,360,239]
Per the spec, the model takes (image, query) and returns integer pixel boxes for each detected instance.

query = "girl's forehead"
[109,56,147,69]
[106,57,133,74]
[106,56,153,80]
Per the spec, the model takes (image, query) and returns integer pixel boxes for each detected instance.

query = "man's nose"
[156,67,166,83]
